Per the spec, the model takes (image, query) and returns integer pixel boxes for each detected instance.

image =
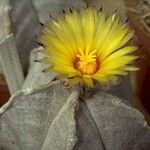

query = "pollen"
[75,50,99,75]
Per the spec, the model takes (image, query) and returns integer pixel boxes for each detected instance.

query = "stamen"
[74,49,99,75]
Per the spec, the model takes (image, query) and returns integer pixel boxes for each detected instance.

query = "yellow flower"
[39,8,138,87]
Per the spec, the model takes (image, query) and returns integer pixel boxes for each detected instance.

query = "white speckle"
[67,137,75,147]
[23,88,34,95]
[144,121,148,127]
[4,6,11,11]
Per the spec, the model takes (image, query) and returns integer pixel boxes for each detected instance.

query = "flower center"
[74,51,99,75]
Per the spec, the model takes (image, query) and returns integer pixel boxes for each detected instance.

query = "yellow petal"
[102,46,137,64]
[68,77,83,86]
[83,75,94,87]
